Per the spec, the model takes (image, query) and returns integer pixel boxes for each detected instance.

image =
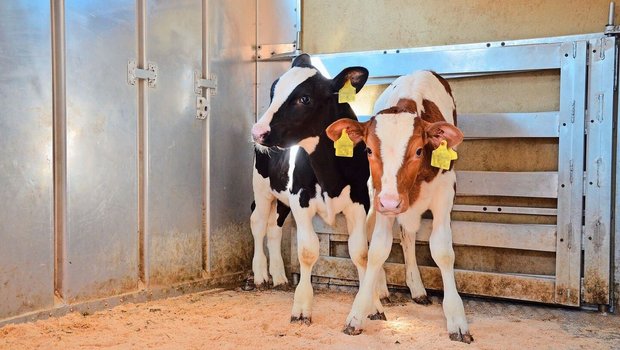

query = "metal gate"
[291,34,617,309]
[0,0,298,325]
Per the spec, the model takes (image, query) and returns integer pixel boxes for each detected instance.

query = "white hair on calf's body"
[373,70,455,124]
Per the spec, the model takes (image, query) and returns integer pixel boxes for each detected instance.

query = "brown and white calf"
[327,71,473,343]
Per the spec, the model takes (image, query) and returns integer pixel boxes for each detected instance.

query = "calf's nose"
[379,194,401,211]
[251,124,270,143]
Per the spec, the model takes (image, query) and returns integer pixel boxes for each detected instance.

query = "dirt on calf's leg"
[412,295,432,305]
[290,315,312,325]
[367,311,387,321]
[449,330,474,344]
[342,325,363,336]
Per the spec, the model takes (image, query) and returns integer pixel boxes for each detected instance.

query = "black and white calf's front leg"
[289,202,320,324]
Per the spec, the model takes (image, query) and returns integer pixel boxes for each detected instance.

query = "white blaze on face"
[375,112,416,196]
[255,67,318,129]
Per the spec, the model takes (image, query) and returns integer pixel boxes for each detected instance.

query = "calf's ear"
[326,118,366,144]
[332,67,369,93]
[292,53,312,67]
[423,120,464,149]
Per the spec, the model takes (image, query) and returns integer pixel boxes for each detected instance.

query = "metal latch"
[195,71,217,120]
[127,60,158,87]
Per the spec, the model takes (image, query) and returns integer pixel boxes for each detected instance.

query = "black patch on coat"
[276,200,290,227]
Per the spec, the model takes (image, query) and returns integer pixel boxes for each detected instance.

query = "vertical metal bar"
[137,0,149,287]
[296,0,302,51]
[584,37,615,306]
[51,0,66,302]
[556,41,587,306]
[612,38,620,313]
[609,1,616,26]
[202,0,211,273]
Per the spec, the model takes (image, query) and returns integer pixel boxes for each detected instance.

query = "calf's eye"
[366,147,373,156]
[415,147,423,157]
[298,96,311,105]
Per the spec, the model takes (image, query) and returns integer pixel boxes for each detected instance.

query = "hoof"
[343,325,363,336]
[272,283,292,291]
[241,276,256,291]
[449,331,474,344]
[412,295,432,305]
[367,311,387,321]
[290,315,312,325]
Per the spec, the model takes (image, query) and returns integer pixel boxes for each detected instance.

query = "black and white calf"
[250,54,386,323]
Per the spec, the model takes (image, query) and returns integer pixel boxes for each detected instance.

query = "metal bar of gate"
[555,41,587,306]
[584,36,617,306]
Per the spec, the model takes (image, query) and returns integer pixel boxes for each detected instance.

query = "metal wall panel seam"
[202,0,211,274]
[51,0,67,303]
[613,36,620,313]
[137,0,149,288]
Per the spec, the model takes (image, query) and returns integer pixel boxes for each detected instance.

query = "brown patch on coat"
[430,71,458,126]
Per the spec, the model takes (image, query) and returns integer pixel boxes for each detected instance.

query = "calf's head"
[252,54,368,150]
[326,99,463,215]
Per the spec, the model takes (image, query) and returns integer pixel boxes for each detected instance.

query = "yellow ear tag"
[334,129,354,157]
[431,140,458,170]
[338,80,356,104]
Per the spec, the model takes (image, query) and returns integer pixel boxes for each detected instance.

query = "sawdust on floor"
[0,289,618,350]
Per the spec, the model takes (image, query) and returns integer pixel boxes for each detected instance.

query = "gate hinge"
[127,60,157,87]
[194,71,217,95]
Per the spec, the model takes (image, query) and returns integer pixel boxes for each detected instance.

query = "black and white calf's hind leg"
[268,200,291,288]
[250,195,275,289]
[250,194,291,289]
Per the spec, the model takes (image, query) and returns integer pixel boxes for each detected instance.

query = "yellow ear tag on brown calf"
[334,129,354,157]
[338,80,356,104]
[431,140,458,170]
